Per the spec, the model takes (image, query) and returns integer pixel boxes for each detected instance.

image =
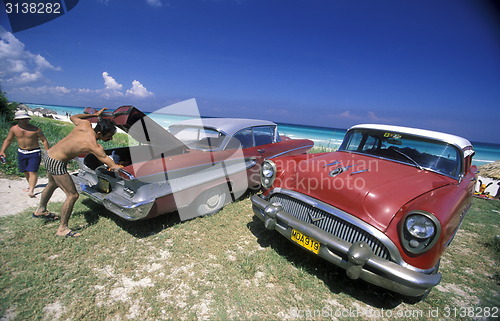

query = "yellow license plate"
[290,229,320,254]
[97,177,110,193]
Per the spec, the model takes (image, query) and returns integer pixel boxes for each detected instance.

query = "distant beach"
[24,103,500,166]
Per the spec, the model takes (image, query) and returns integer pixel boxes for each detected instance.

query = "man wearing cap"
[0,109,50,199]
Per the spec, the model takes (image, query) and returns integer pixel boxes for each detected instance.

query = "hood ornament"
[329,166,345,177]
[307,209,324,224]
[329,164,360,177]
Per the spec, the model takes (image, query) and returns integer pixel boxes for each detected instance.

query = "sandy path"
[0,177,67,217]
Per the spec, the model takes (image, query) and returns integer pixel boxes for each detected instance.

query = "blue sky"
[1,0,499,143]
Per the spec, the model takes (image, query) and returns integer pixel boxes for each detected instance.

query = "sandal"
[65,230,81,238]
[32,211,60,220]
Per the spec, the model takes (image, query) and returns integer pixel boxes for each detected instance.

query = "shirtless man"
[0,110,50,197]
[34,108,121,237]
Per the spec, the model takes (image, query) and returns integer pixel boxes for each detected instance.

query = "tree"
[0,86,17,123]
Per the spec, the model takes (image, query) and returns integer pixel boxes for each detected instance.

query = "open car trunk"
[84,105,188,154]
[80,105,191,177]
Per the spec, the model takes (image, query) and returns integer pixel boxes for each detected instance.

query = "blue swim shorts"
[17,148,42,173]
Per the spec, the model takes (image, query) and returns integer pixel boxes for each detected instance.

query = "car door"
[252,126,277,159]
[226,126,276,159]
[224,126,277,186]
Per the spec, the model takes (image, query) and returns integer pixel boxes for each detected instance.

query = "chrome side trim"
[267,144,314,159]
[117,168,135,179]
[324,161,340,167]
[351,169,369,175]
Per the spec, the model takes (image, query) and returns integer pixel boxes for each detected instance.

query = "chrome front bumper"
[251,193,441,297]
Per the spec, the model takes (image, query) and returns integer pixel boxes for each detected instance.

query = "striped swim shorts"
[43,153,68,176]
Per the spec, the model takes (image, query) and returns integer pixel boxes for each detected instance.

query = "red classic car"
[72,106,313,221]
[251,124,477,300]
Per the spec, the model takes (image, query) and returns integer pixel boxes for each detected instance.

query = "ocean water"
[26,103,500,166]
[278,123,346,150]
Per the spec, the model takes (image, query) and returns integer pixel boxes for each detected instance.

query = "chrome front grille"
[269,193,391,260]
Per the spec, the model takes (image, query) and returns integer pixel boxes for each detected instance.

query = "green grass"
[309,146,337,154]
[0,196,498,320]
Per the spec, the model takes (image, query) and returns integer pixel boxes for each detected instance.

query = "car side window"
[253,126,274,146]
[229,128,254,149]
[362,135,380,151]
[341,131,363,151]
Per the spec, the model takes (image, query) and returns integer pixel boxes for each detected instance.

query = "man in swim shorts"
[34,108,121,237]
[0,109,50,198]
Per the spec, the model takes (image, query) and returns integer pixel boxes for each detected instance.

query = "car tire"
[194,186,228,216]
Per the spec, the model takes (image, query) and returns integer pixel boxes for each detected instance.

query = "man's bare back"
[48,121,106,162]
[47,109,119,170]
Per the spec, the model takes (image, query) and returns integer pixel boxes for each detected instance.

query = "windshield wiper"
[389,147,423,170]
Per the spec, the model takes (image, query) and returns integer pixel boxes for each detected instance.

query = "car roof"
[350,124,474,157]
[169,118,277,137]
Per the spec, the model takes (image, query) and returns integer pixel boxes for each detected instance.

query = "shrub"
[0,88,17,124]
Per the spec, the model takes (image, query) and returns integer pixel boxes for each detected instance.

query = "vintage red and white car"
[72,106,313,221]
[251,124,477,299]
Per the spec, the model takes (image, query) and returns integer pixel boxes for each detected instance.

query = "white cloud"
[328,110,394,123]
[0,27,61,85]
[2,42,156,103]
[18,71,42,84]
[34,54,61,71]
[0,29,24,59]
[54,86,71,94]
[0,29,157,104]
[77,88,95,94]
[101,73,154,99]
[16,85,71,96]
[329,110,361,120]
[18,71,155,101]
[367,111,390,122]
[101,71,125,98]
[146,0,163,7]
[102,71,123,91]
[10,60,27,73]
[100,88,124,99]
[126,80,154,98]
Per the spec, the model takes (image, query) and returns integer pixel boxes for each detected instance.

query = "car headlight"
[406,215,435,239]
[261,160,276,189]
[401,211,441,254]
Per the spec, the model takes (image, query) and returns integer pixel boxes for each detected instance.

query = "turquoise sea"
[26,103,500,166]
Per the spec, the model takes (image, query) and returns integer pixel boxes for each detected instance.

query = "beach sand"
[0,177,67,218]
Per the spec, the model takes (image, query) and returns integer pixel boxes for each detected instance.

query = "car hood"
[280,151,454,231]
[84,106,188,153]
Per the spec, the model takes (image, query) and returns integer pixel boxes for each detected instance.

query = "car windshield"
[339,128,462,178]
[169,126,226,151]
